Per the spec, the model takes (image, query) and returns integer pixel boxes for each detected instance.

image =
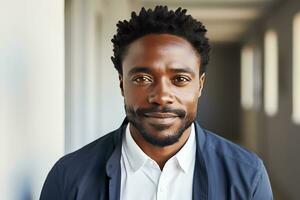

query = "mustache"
[135,106,186,118]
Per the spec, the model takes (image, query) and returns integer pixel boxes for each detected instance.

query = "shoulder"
[199,130,272,199]
[203,129,262,170]
[55,130,118,175]
[40,124,126,199]
[200,129,273,198]
[45,131,117,183]
[40,130,120,199]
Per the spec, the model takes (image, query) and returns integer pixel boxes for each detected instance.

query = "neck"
[129,124,192,170]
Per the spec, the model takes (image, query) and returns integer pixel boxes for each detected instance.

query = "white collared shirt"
[120,123,196,200]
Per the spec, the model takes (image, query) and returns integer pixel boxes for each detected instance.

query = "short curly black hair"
[111,5,210,75]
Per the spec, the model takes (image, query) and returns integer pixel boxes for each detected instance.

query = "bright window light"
[241,46,254,109]
[292,12,300,124]
[264,30,278,116]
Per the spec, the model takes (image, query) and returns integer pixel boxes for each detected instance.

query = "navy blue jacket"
[40,120,273,200]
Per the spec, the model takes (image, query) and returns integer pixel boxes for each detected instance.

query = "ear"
[198,73,206,97]
[119,74,124,97]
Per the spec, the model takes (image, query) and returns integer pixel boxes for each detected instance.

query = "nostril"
[148,93,174,105]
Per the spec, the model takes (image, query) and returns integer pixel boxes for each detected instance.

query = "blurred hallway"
[1,0,300,199]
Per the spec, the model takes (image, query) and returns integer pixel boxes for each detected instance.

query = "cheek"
[175,85,200,102]
[123,84,148,107]
[175,88,200,113]
[186,96,199,113]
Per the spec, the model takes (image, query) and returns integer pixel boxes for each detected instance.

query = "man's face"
[120,34,205,147]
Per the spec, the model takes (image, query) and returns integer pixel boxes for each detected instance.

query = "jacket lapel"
[192,122,209,200]
[105,119,127,200]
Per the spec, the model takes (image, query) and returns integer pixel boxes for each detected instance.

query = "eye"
[173,76,191,85]
[132,75,153,85]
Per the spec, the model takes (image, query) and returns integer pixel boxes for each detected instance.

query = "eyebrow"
[127,66,196,76]
[167,67,195,76]
[128,67,153,76]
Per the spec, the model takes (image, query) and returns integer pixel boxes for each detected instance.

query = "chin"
[134,119,192,147]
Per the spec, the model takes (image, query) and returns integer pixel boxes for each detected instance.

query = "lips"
[144,112,178,118]
[143,112,178,125]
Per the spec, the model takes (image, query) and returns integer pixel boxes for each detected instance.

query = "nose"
[148,79,174,106]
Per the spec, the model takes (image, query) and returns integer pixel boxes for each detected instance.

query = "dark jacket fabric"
[40,120,273,200]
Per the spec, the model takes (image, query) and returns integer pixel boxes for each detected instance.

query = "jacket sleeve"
[39,160,63,200]
[251,162,273,200]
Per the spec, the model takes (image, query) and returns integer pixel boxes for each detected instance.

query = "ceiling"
[140,0,275,43]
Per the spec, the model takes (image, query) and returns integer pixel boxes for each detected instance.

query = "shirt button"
[159,187,165,192]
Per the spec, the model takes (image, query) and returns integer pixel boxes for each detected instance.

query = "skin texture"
[119,34,205,169]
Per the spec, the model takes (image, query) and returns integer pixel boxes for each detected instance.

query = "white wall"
[0,0,65,199]
[65,0,139,153]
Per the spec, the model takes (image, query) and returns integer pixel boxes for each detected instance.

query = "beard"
[124,104,196,147]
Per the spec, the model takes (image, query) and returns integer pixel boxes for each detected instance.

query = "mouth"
[144,112,178,118]
[143,112,179,125]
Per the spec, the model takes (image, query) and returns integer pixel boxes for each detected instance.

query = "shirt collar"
[123,123,196,173]
[173,123,196,173]
[123,124,149,172]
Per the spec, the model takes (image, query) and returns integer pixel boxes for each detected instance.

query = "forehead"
[130,33,195,49]
[122,34,201,72]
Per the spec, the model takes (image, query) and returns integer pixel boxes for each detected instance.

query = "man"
[40,6,273,200]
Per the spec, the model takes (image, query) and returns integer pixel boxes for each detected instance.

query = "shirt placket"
[157,171,167,200]
[157,159,176,200]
